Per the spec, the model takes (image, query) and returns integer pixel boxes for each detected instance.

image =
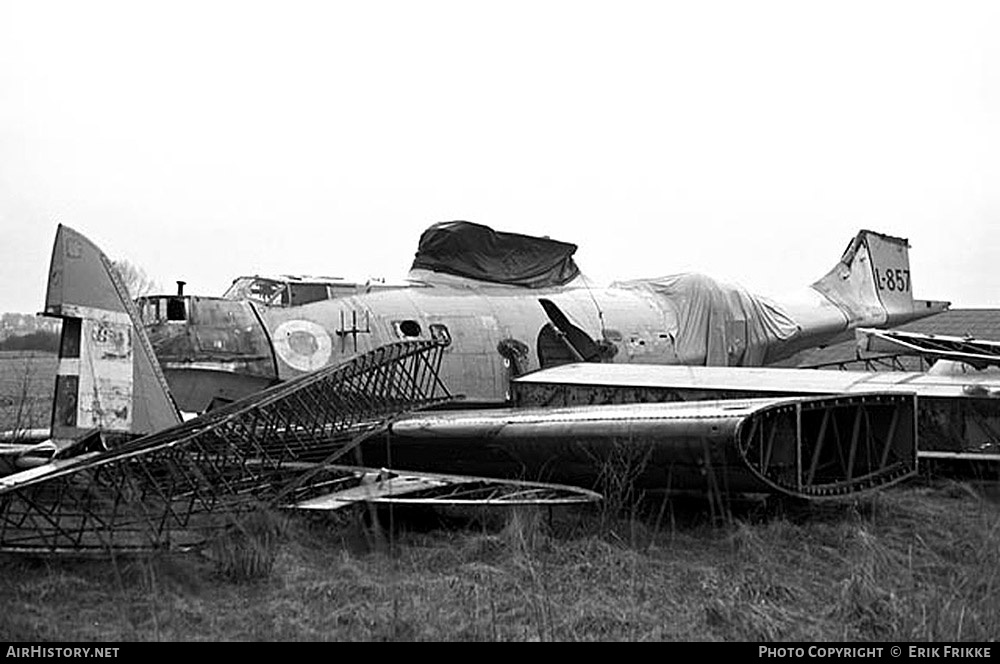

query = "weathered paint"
[77,307,133,431]
[50,305,134,433]
[139,295,278,412]
[45,225,181,440]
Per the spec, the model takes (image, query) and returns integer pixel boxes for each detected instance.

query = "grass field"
[0,486,997,641]
[0,354,998,642]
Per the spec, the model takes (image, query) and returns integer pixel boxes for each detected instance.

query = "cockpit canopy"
[223,275,403,308]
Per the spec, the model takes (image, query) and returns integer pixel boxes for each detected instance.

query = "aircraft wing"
[511,361,1000,401]
[383,392,918,501]
[289,465,600,510]
[511,362,1000,460]
[0,454,599,509]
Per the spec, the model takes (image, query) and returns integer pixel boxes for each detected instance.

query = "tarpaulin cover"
[614,273,800,366]
[411,221,581,288]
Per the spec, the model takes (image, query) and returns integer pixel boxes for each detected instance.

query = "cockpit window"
[429,323,451,346]
[289,283,331,306]
[224,277,288,306]
[138,296,186,323]
[139,298,162,324]
[166,297,187,321]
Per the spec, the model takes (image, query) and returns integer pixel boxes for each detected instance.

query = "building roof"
[782,309,1000,368]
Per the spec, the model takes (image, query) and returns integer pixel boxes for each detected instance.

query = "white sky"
[1,0,998,313]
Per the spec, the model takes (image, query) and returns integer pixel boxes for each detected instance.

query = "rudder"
[811,230,943,328]
[45,225,181,443]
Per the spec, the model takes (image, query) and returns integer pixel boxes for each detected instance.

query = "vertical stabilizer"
[45,225,181,441]
[811,230,946,328]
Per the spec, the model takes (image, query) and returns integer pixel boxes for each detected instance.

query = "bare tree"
[112,258,161,298]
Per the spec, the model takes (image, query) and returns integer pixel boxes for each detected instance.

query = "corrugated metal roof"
[780,309,1000,368]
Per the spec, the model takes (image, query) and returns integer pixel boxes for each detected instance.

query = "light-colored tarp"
[613,273,800,366]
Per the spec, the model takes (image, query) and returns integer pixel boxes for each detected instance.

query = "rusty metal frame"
[0,340,452,553]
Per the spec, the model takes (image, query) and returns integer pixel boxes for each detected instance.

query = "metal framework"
[736,393,916,498]
[0,340,452,553]
[510,374,919,499]
[805,329,1000,373]
[857,328,1000,369]
[804,353,934,373]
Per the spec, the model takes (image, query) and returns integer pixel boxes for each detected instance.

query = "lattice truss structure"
[0,340,452,553]
[806,330,1000,373]
[735,393,916,498]
[807,354,935,373]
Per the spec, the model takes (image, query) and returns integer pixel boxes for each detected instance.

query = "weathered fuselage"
[139,268,943,413]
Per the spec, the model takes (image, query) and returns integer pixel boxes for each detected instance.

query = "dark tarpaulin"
[410,221,581,288]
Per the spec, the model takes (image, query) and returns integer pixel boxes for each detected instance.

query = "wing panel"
[291,466,601,510]
[387,393,918,500]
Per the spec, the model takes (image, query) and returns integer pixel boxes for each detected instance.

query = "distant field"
[0,351,56,431]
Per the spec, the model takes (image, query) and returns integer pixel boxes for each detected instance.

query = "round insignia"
[272,320,332,372]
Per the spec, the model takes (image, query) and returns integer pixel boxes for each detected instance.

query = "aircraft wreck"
[135,220,947,412]
[0,222,940,554]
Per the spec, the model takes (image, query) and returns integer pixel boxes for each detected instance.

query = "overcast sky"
[1,1,997,314]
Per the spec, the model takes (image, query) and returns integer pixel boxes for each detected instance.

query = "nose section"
[138,295,278,412]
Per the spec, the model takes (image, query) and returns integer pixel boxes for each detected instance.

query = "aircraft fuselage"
[141,276,897,412]
[138,228,949,414]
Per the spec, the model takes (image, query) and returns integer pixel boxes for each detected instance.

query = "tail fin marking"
[812,230,927,328]
[45,225,180,441]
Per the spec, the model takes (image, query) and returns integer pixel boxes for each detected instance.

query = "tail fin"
[811,230,948,328]
[44,225,180,443]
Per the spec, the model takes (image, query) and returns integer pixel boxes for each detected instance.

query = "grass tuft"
[207,509,288,582]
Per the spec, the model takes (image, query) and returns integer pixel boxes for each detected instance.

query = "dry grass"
[0,483,997,642]
[207,509,289,582]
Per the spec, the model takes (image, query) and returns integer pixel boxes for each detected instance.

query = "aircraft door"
[426,314,504,402]
[536,298,611,369]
